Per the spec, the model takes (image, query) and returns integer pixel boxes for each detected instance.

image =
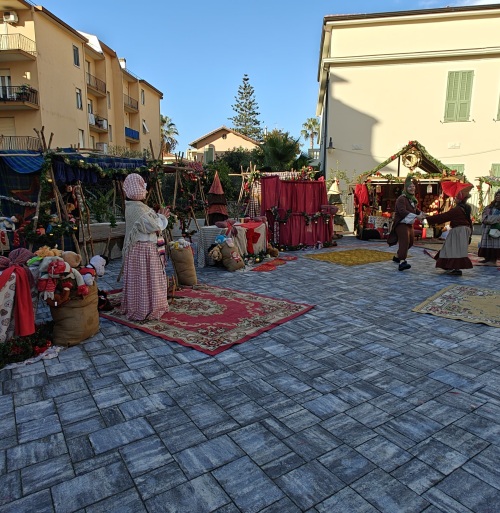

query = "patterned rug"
[251,256,298,272]
[413,285,500,328]
[305,249,394,266]
[100,285,314,355]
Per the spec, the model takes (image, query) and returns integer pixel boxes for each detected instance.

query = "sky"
[38,0,494,154]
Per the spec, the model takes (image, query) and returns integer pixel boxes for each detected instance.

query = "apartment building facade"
[0,0,162,155]
[316,4,500,198]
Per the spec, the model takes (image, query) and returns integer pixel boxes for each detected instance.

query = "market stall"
[352,141,464,239]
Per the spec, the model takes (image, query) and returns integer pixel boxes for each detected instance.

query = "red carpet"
[251,256,298,272]
[101,285,313,355]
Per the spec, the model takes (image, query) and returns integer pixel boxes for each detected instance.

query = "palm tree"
[261,129,300,171]
[301,117,320,149]
[161,115,179,154]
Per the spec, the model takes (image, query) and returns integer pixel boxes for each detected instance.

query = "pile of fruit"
[422,193,441,215]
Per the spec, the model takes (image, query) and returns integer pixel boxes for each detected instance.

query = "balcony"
[123,93,138,112]
[0,85,39,110]
[125,127,139,141]
[0,136,42,151]
[0,34,37,62]
[89,113,109,133]
[86,72,106,96]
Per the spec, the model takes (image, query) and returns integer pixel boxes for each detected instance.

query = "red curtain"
[261,178,333,246]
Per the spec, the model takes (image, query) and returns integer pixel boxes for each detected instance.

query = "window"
[78,129,85,148]
[76,88,82,109]
[90,135,95,149]
[204,146,215,164]
[491,164,500,177]
[109,124,113,142]
[107,91,111,109]
[0,70,12,100]
[447,164,465,175]
[142,120,149,134]
[444,71,473,122]
[141,89,145,105]
[73,45,80,67]
[87,99,93,114]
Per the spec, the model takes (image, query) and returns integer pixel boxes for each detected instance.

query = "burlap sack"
[50,283,99,347]
[220,243,245,272]
[170,248,197,285]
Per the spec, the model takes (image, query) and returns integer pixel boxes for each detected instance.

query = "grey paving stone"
[316,486,379,513]
[227,400,269,426]
[89,418,155,454]
[52,461,133,513]
[118,393,175,420]
[15,399,55,424]
[279,408,321,432]
[422,488,475,513]
[184,401,232,430]
[385,411,444,443]
[258,497,302,513]
[147,406,191,433]
[429,369,484,394]
[391,458,445,494]
[410,438,470,475]
[229,423,290,466]
[119,364,166,385]
[283,424,341,460]
[57,395,99,425]
[66,436,94,463]
[415,399,468,426]
[334,381,384,405]
[463,445,500,491]
[73,452,122,476]
[6,432,67,471]
[145,473,230,513]
[256,392,302,418]
[432,424,490,458]
[21,454,74,495]
[119,435,173,477]
[261,452,306,479]
[352,468,430,513]
[2,374,48,394]
[134,461,187,501]
[434,468,500,513]
[321,413,377,447]
[455,413,500,443]
[0,489,53,513]
[319,444,376,484]
[84,488,148,513]
[174,435,244,479]
[0,471,21,507]
[302,393,350,419]
[159,421,207,454]
[212,456,284,513]
[92,384,132,409]
[356,435,413,472]
[265,373,311,396]
[275,460,344,511]
[17,413,62,443]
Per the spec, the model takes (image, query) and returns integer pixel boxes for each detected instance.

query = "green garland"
[269,206,292,223]
[355,141,463,184]
[302,212,332,226]
[477,177,500,211]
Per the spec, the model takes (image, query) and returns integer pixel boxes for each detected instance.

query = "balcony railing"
[0,34,37,56]
[0,85,39,104]
[86,72,106,95]
[123,94,138,111]
[308,148,320,159]
[0,136,43,151]
[125,127,139,140]
[88,113,108,131]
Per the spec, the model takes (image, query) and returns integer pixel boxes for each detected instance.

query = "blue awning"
[0,150,44,174]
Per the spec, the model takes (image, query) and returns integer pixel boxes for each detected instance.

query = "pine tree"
[228,74,262,141]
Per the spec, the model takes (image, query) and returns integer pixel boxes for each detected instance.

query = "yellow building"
[316,4,500,197]
[0,1,162,155]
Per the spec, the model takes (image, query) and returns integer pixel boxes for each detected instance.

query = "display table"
[367,215,392,230]
[197,222,267,268]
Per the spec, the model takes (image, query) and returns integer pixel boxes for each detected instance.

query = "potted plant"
[17,84,32,101]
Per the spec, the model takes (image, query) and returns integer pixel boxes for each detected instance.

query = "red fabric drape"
[261,178,333,246]
[354,184,370,226]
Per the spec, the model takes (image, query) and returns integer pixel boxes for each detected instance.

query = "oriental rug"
[413,285,500,328]
[100,285,314,355]
[305,249,394,266]
[251,256,297,272]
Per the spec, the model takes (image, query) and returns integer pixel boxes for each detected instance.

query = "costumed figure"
[477,189,500,264]
[121,173,169,321]
[388,176,425,271]
[425,182,474,276]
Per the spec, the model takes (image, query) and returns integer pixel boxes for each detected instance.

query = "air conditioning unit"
[3,11,18,23]
[96,142,108,154]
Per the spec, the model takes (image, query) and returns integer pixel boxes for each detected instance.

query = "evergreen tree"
[229,74,262,141]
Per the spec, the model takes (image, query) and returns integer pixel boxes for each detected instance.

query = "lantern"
[375,185,382,193]
[426,184,433,194]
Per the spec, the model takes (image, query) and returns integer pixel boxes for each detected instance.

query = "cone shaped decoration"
[207,171,228,225]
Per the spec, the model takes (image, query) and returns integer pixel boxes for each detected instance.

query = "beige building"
[316,4,500,201]
[0,1,162,155]
[188,126,259,164]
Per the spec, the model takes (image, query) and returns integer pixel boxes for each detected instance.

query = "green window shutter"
[444,71,473,122]
[448,164,465,175]
[444,72,460,121]
[491,164,500,177]
[204,146,214,164]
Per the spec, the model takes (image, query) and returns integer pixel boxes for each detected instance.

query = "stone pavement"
[1,235,500,513]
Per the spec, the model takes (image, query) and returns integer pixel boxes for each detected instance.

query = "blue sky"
[39,0,491,153]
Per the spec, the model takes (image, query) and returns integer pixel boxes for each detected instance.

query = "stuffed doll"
[61,251,82,269]
[79,254,108,287]
[0,215,19,231]
[267,243,279,258]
